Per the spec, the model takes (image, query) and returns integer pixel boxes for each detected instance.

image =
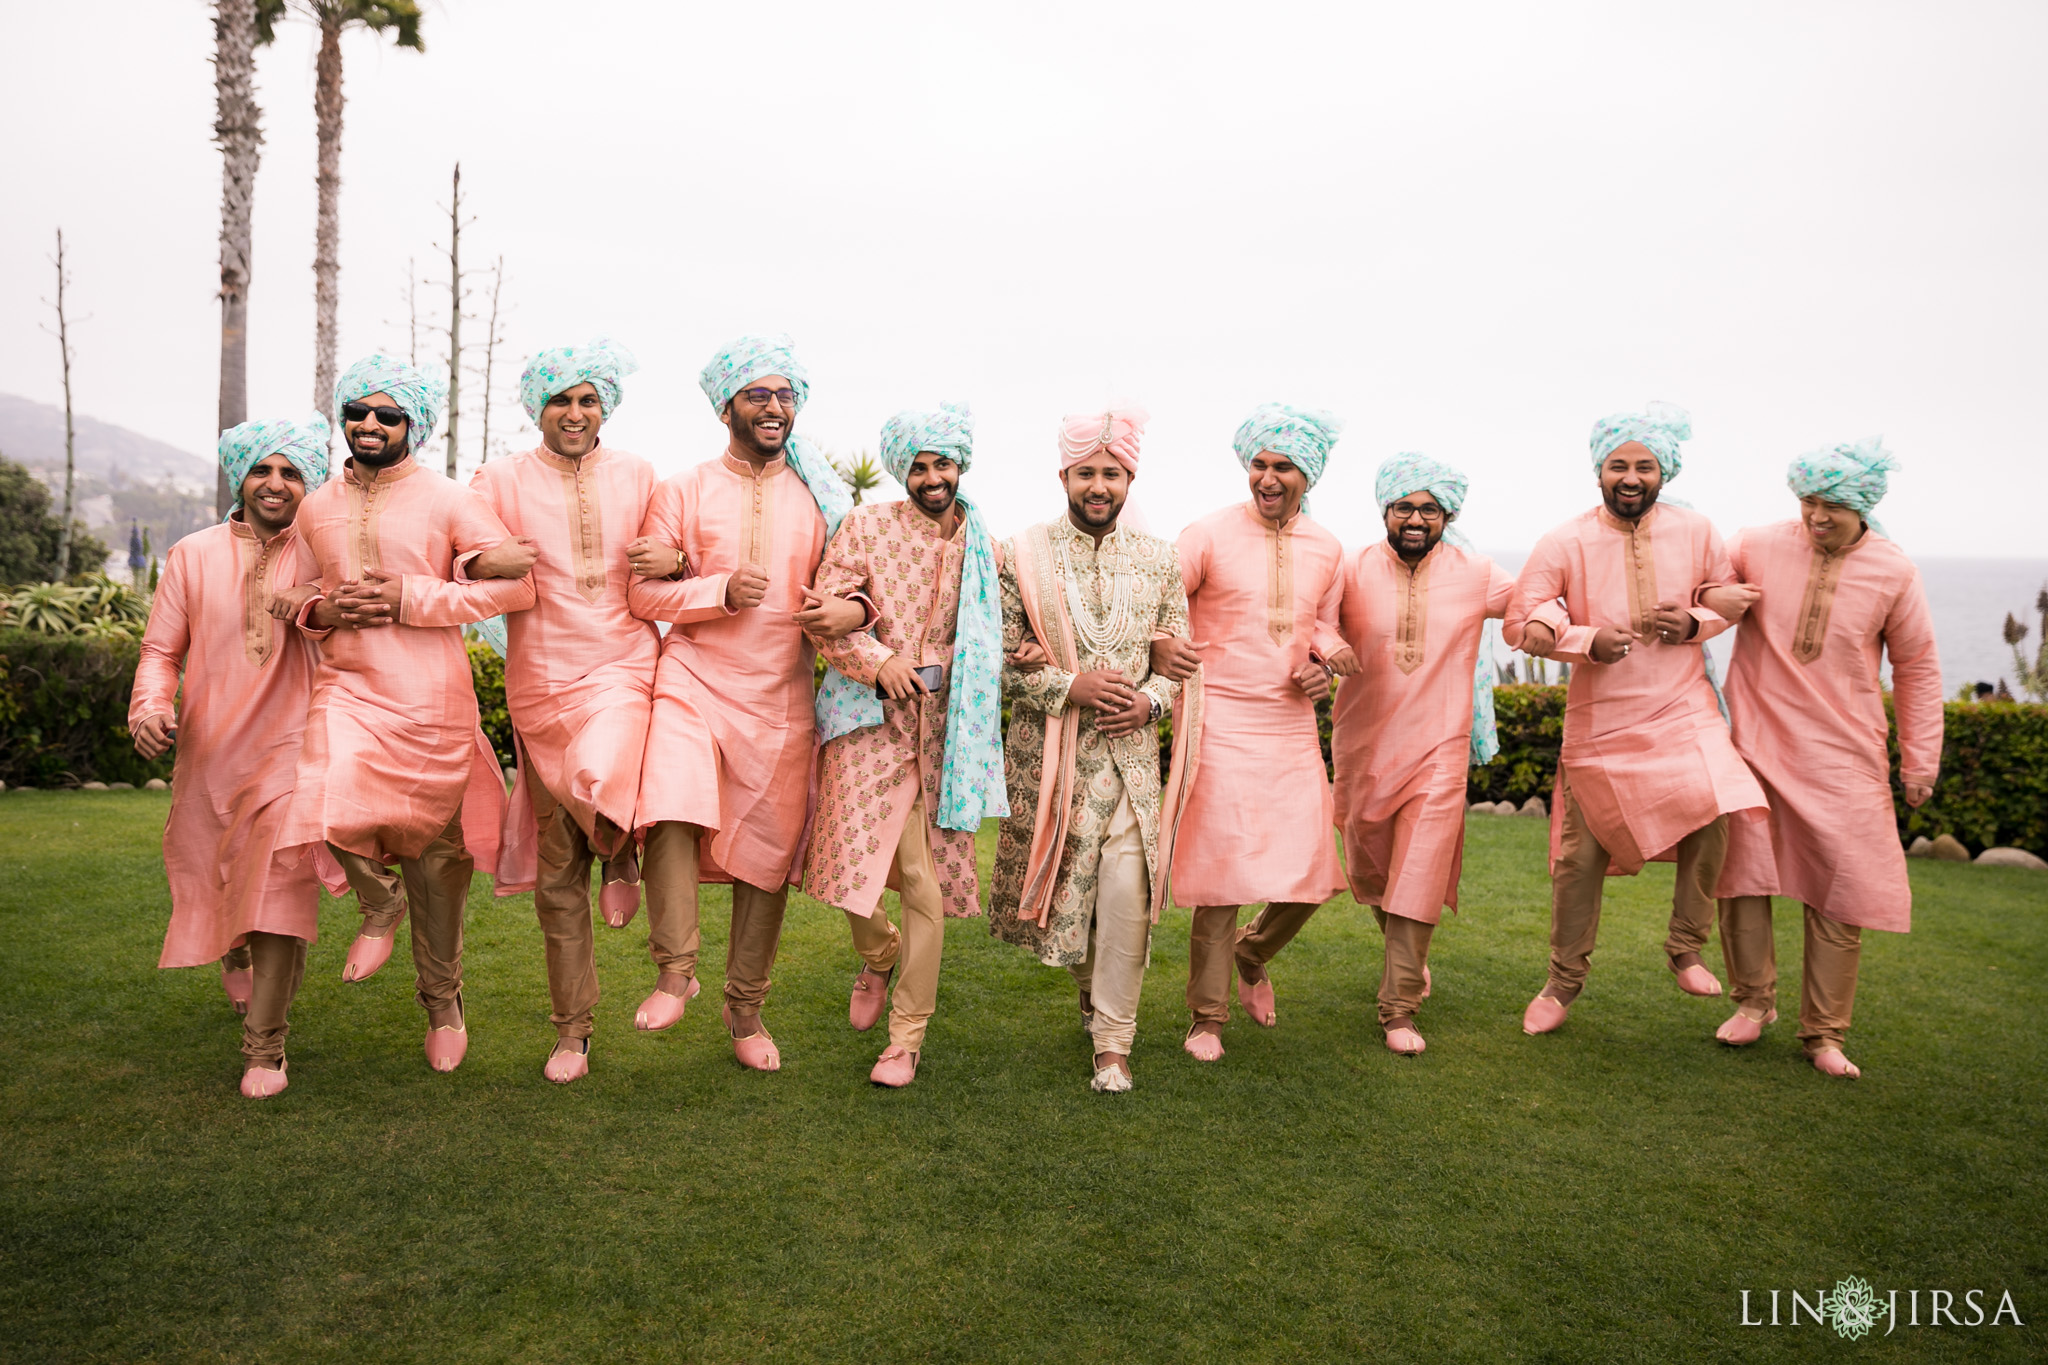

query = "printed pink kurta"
[1715,521,1942,932]
[805,499,982,918]
[471,445,659,852]
[1331,539,1516,924]
[132,520,326,967]
[629,452,828,889]
[1506,503,1766,874]
[279,455,532,867]
[1169,503,1346,907]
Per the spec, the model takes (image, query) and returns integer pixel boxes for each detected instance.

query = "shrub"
[468,641,515,771]
[0,628,170,787]
[1897,700,2048,855]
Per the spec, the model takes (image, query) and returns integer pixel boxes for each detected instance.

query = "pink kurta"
[1715,521,1942,931]
[629,452,828,889]
[471,445,659,852]
[1331,539,1517,924]
[132,520,326,967]
[1169,503,1346,907]
[1506,503,1767,874]
[280,455,533,867]
[805,499,982,918]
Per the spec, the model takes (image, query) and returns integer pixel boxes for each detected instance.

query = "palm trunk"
[213,0,263,518]
[51,230,77,579]
[444,162,462,477]
[311,10,343,414]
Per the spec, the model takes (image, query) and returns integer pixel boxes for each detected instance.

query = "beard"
[347,429,409,466]
[1386,524,1442,561]
[1602,480,1659,520]
[1068,493,1121,529]
[911,479,958,517]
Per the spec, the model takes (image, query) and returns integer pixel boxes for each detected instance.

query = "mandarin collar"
[721,451,788,479]
[344,454,419,486]
[898,497,964,543]
[535,443,607,475]
[1373,536,1441,571]
[1596,501,1661,534]
[1242,501,1304,534]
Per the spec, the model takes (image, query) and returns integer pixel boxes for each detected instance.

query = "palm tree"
[264,2,425,414]
[212,0,272,518]
[834,450,885,505]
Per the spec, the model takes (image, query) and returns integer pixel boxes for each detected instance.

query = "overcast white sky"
[4,0,2044,553]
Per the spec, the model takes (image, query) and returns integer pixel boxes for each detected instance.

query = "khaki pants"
[530,778,600,1041]
[221,942,252,972]
[1372,908,1435,1030]
[241,930,306,1067]
[844,795,946,1051]
[1545,791,1726,1005]
[331,811,472,1013]
[1717,895,1864,1053]
[642,821,786,1016]
[1067,792,1151,1056]
[1233,901,1322,985]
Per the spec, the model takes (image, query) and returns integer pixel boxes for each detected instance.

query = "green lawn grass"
[1,791,2042,1363]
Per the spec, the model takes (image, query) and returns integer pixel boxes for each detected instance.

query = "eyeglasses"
[735,387,797,410]
[1389,502,1445,522]
[341,402,409,428]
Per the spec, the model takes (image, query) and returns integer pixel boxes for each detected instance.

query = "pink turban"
[1058,407,1149,473]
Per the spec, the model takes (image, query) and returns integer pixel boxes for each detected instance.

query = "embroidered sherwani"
[1713,521,1943,1053]
[132,520,325,970]
[988,519,1187,971]
[806,499,981,919]
[1170,504,1347,907]
[1332,539,1517,924]
[471,444,660,1041]
[280,455,531,867]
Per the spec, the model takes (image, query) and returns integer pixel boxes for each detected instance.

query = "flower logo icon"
[1824,1276,1882,1340]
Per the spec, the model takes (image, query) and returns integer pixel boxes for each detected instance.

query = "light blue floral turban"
[1232,403,1344,488]
[1787,436,1898,537]
[1374,451,1468,518]
[699,333,810,415]
[879,403,975,484]
[519,336,639,424]
[1589,400,1692,481]
[218,414,332,518]
[333,353,447,461]
[1374,453,1498,765]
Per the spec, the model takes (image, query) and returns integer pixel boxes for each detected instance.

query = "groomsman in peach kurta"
[804,403,1008,1087]
[471,338,662,1084]
[1713,440,1942,1078]
[1328,454,1517,1055]
[279,354,537,1073]
[1152,404,1351,1063]
[1508,402,1767,1037]
[132,416,334,1097]
[628,335,865,1073]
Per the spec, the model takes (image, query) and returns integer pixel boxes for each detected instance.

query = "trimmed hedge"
[6,632,2037,857]
[0,628,172,788]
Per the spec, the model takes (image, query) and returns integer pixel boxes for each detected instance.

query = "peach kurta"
[1169,503,1346,907]
[132,520,325,967]
[629,452,828,889]
[280,455,533,866]
[471,445,659,852]
[1331,539,1517,924]
[1715,521,1942,931]
[1506,503,1766,873]
[805,499,982,918]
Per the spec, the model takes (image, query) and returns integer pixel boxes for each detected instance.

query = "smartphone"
[878,664,944,698]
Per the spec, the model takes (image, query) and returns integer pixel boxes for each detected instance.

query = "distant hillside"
[0,392,215,494]
[0,393,217,576]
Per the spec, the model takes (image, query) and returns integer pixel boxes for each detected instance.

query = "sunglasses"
[735,387,797,410]
[341,401,409,428]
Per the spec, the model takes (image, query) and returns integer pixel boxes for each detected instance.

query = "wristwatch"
[1147,695,1163,722]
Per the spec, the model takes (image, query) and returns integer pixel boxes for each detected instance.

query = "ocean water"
[1485,553,2048,699]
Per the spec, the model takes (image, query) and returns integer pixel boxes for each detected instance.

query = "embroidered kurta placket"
[1791,537,1862,664]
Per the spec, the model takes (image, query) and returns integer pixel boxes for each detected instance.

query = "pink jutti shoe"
[634,975,700,1032]
[724,1006,781,1073]
[239,1060,288,1098]
[1238,975,1277,1028]
[599,880,640,929]
[1810,1047,1861,1079]
[1522,992,1569,1035]
[1716,1006,1776,1046]
[1385,1026,1427,1056]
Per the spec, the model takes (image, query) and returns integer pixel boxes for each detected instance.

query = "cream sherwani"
[1505,502,1767,1004]
[988,519,1188,1057]
[472,444,660,1040]
[1715,520,1942,1052]
[628,451,829,1013]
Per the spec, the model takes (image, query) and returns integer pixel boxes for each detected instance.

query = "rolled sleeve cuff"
[294,593,334,640]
